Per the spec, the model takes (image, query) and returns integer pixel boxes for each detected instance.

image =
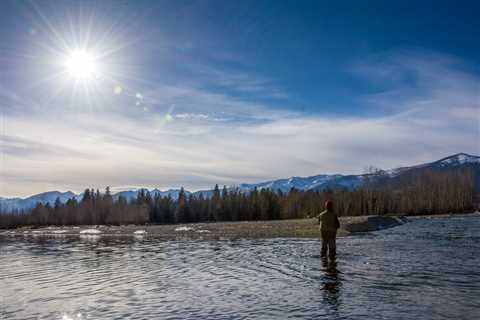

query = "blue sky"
[0,0,479,197]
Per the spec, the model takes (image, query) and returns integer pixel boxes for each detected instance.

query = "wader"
[321,229,337,259]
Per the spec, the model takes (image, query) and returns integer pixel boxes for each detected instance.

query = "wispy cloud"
[188,64,289,99]
[1,135,89,158]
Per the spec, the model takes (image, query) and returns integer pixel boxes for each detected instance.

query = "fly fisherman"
[318,200,340,260]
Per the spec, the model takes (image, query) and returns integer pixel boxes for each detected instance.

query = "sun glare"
[64,50,99,80]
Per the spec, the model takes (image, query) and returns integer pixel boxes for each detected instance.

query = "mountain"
[379,153,480,191]
[1,153,478,212]
[0,191,76,212]
[426,153,480,168]
[113,188,191,201]
[235,153,479,192]
[385,153,480,177]
[236,174,342,193]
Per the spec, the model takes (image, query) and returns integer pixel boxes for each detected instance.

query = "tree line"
[0,167,477,228]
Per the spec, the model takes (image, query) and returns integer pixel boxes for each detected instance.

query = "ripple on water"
[1,216,480,319]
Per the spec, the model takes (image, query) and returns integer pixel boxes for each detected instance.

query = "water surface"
[1,215,480,319]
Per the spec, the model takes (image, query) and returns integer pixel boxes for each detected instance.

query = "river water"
[1,215,479,319]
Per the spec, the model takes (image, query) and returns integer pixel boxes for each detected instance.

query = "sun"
[64,50,100,80]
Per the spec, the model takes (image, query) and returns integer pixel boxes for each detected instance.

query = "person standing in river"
[318,200,340,260]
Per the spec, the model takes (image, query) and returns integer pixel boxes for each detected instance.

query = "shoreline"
[1,212,478,240]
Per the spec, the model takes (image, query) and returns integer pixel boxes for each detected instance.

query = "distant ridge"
[1,153,479,212]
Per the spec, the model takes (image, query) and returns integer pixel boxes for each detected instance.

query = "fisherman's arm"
[317,211,324,224]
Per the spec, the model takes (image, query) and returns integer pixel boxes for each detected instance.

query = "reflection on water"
[1,215,480,319]
[321,258,341,310]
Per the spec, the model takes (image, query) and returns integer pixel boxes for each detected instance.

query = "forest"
[0,167,477,228]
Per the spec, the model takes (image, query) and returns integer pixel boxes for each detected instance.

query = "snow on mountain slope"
[0,191,76,212]
[433,153,480,167]
[385,153,480,177]
[114,188,190,201]
[237,174,346,193]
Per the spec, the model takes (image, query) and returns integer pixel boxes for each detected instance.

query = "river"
[1,215,479,319]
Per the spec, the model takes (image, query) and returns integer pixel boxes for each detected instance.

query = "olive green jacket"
[317,209,340,232]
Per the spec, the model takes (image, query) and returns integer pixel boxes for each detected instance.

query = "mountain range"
[1,153,479,212]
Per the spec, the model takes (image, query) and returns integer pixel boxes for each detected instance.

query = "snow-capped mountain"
[384,153,480,177]
[431,153,480,167]
[113,188,191,201]
[0,191,76,212]
[236,174,343,193]
[1,153,478,212]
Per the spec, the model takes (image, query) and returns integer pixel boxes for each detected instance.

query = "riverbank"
[0,215,417,240]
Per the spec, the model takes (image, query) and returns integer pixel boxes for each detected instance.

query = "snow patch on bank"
[175,226,194,232]
[80,229,102,235]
